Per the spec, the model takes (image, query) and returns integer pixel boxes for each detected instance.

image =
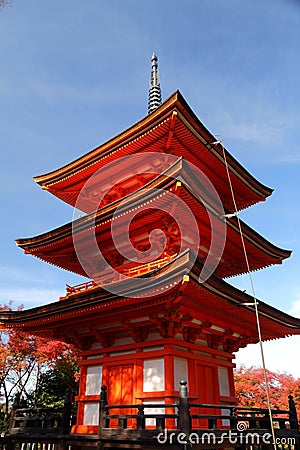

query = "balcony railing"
[2,381,300,450]
[64,255,175,297]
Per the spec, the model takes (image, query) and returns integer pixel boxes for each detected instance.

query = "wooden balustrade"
[97,382,299,434]
[63,255,175,297]
[8,388,72,437]
[2,382,300,449]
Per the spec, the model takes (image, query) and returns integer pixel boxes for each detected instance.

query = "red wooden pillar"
[164,351,175,428]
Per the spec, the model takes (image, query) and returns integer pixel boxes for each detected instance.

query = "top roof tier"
[34,91,272,214]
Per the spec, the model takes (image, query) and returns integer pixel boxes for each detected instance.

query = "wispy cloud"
[209,99,300,155]
[235,289,300,377]
[29,78,143,109]
[0,264,53,285]
[288,297,300,317]
[31,81,88,106]
[184,72,300,163]
[236,335,300,378]
[0,287,62,309]
[220,112,285,145]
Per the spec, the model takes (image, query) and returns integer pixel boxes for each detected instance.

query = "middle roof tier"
[16,158,290,280]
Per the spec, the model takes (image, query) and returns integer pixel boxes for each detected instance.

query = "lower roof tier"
[16,159,291,279]
[1,250,299,352]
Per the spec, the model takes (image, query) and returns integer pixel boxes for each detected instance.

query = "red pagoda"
[2,55,300,448]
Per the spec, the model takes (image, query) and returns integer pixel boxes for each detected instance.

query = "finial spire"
[148,53,162,114]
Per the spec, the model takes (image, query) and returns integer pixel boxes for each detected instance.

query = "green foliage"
[0,409,10,435]
[0,302,79,435]
[33,355,79,408]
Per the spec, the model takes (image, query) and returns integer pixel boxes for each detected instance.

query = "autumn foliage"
[0,0,10,9]
[0,303,78,422]
[234,366,300,418]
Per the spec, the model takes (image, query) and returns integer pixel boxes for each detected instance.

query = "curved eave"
[16,164,290,277]
[1,251,299,341]
[34,90,272,211]
[16,158,187,248]
[172,92,273,201]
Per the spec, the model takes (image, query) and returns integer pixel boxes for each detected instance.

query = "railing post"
[288,395,299,430]
[178,380,191,448]
[288,395,300,450]
[137,404,145,430]
[230,408,237,429]
[98,385,108,435]
[62,387,72,435]
[71,401,78,426]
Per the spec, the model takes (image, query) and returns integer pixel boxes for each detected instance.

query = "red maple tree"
[234,366,300,418]
[0,303,77,416]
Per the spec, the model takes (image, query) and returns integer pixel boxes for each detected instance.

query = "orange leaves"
[0,302,78,414]
[34,338,73,366]
[234,366,300,416]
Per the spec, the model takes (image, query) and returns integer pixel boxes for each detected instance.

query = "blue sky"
[1,0,300,375]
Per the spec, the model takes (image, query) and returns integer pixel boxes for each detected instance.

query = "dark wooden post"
[62,388,72,435]
[178,380,191,448]
[288,395,300,450]
[98,385,108,436]
[288,395,299,430]
[137,404,145,430]
[230,408,237,429]
[260,410,271,430]
[71,401,78,426]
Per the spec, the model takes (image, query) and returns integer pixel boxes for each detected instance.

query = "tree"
[33,354,79,408]
[0,302,78,430]
[0,0,11,10]
[234,366,300,418]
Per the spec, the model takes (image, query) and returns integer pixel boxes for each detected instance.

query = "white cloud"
[215,106,299,151]
[31,81,87,105]
[235,298,300,378]
[223,116,282,145]
[0,264,48,284]
[288,298,300,317]
[186,76,300,163]
[30,78,143,109]
[0,287,62,310]
[235,335,300,378]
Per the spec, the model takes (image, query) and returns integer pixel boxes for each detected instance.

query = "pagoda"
[2,55,300,441]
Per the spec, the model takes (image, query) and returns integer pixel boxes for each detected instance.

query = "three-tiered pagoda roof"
[3,89,299,350]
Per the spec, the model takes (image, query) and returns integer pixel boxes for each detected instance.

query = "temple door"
[194,364,217,429]
[107,364,133,427]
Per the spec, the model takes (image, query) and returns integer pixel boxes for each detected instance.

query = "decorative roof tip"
[148,53,162,114]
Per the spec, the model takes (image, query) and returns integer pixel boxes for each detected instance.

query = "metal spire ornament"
[148,53,162,114]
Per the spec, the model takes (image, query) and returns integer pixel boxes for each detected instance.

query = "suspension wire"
[215,140,278,450]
